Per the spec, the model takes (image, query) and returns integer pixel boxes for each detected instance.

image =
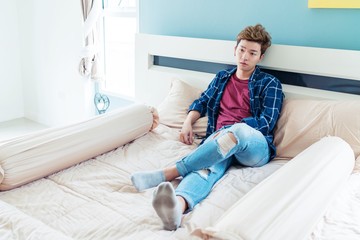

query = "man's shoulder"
[211,67,236,85]
[253,68,281,84]
[216,67,236,77]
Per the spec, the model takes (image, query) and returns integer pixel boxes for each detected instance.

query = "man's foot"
[131,170,165,191]
[152,182,182,230]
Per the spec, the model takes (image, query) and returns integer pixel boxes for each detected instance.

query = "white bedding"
[0,124,285,240]
[0,124,359,240]
[309,173,360,239]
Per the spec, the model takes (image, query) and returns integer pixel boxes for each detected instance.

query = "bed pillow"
[274,99,360,160]
[157,78,208,137]
[0,104,155,191]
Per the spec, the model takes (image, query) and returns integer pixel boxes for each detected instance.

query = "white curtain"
[79,0,103,81]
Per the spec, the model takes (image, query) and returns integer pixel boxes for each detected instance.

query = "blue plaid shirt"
[189,66,284,159]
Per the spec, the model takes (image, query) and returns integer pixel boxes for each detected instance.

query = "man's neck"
[235,68,254,80]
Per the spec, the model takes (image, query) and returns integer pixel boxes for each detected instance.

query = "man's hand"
[179,110,201,145]
[180,122,194,145]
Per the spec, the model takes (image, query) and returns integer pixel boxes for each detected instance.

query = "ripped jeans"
[175,123,269,210]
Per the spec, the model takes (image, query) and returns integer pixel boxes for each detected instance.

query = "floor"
[0,118,48,141]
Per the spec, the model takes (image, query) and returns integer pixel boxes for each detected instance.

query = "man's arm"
[180,110,201,145]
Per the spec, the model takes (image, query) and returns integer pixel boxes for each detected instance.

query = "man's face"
[235,40,264,72]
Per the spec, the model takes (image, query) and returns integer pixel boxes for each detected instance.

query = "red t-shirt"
[216,74,251,130]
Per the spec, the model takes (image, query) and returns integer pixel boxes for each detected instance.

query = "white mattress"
[0,124,359,240]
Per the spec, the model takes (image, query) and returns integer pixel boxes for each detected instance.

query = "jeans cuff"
[175,191,195,212]
[175,160,188,177]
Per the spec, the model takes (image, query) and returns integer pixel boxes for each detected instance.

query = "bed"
[1,34,360,240]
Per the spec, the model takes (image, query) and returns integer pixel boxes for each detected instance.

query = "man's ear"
[234,45,237,56]
[259,54,265,61]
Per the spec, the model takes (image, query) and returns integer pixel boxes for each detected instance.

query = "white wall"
[0,1,24,122]
[18,0,95,126]
[0,0,94,126]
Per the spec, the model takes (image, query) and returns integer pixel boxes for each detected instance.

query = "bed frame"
[135,33,360,106]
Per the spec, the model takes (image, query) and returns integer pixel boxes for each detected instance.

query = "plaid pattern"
[189,66,284,159]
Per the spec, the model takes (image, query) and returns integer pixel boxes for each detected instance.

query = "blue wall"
[139,0,360,51]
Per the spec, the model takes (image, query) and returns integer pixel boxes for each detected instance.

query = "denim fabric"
[188,66,284,160]
[175,123,269,210]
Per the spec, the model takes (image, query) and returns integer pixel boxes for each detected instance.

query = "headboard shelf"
[135,33,360,106]
[260,44,360,81]
[153,55,360,96]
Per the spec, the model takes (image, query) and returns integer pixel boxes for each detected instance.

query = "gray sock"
[131,170,165,192]
[152,182,182,231]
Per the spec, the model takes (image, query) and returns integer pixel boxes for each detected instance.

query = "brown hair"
[236,24,272,55]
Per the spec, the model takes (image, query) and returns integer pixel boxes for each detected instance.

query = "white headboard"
[135,33,360,106]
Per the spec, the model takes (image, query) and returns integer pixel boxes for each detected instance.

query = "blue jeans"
[175,123,270,210]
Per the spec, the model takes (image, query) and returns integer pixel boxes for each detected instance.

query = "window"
[101,0,137,98]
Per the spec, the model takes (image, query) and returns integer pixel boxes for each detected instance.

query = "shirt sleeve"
[241,77,284,136]
[188,73,220,117]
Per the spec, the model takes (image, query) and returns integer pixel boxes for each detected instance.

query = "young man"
[131,24,284,230]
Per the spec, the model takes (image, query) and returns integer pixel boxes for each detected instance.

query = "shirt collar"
[225,66,260,82]
[249,66,261,82]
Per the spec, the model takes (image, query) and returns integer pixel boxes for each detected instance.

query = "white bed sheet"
[0,124,359,240]
[309,173,360,240]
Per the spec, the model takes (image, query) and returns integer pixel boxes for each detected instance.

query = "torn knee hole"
[197,169,210,179]
[212,132,221,139]
[217,133,236,156]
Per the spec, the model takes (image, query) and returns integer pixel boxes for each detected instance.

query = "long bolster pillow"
[193,136,355,240]
[0,103,157,191]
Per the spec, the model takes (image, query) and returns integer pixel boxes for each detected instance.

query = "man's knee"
[217,132,237,156]
[196,169,211,179]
